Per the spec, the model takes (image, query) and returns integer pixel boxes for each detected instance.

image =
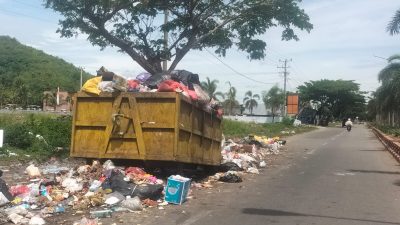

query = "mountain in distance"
[0,36,92,107]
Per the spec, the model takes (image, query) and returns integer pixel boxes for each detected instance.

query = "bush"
[0,113,72,158]
[281,117,295,126]
[4,123,34,149]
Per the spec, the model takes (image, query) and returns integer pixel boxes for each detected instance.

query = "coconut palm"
[243,91,260,115]
[43,92,57,111]
[223,82,239,115]
[376,54,400,125]
[388,9,400,35]
[263,85,285,122]
[200,77,224,101]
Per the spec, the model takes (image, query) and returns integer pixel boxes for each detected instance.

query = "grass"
[0,112,71,161]
[370,122,400,137]
[222,119,316,138]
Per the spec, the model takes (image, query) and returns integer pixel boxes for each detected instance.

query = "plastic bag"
[82,77,102,95]
[112,74,128,92]
[193,84,210,104]
[219,162,244,172]
[61,178,83,193]
[0,177,13,201]
[29,216,45,225]
[98,81,114,93]
[219,172,242,183]
[120,196,142,211]
[102,160,115,171]
[26,165,41,178]
[136,72,152,83]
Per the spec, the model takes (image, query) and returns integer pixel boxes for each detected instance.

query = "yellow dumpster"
[70,92,222,165]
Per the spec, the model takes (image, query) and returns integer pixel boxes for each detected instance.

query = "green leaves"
[0,36,91,107]
[298,80,366,119]
[44,0,313,73]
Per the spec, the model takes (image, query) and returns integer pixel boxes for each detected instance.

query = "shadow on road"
[359,149,385,152]
[393,180,400,186]
[241,208,400,225]
[347,169,400,175]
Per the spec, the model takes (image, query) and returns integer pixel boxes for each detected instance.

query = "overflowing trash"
[81,67,223,118]
[0,132,286,224]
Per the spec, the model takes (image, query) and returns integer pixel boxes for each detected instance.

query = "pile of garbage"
[0,160,175,224]
[81,67,223,118]
[0,134,286,224]
[216,135,285,182]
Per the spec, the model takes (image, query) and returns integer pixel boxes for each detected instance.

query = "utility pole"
[278,59,291,117]
[80,67,83,88]
[162,9,169,72]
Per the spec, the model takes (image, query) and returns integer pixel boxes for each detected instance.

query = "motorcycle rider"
[345,118,353,131]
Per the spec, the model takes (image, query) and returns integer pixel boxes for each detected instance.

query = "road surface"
[139,125,400,225]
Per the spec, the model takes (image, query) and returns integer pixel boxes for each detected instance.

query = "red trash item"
[9,185,30,196]
[158,80,182,92]
[127,80,140,90]
[125,167,146,176]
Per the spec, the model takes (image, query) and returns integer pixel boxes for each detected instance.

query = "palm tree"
[43,92,57,111]
[200,77,224,101]
[376,54,400,125]
[223,82,239,115]
[262,85,285,122]
[388,9,400,35]
[243,91,260,115]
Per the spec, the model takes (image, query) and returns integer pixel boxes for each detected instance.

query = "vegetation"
[243,91,260,115]
[0,113,71,160]
[388,9,400,35]
[0,36,91,108]
[262,85,284,122]
[222,82,239,115]
[45,0,312,74]
[298,79,366,120]
[222,119,315,138]
[368,54,400,126]
[200,77,224,101]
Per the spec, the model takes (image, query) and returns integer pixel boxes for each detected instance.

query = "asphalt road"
[140,125,400,225]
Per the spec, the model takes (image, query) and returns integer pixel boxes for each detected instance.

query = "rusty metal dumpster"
[70,92,222,165]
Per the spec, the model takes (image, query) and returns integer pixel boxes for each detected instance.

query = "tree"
[374,54,400,125]
[44,0,313,74]
[298,79,366,120]
[200,77,224,101]
[262,85,284,122]
[223,82,239,116]
[243,90,260,115]
[388,9,400,35]
[43,92,57,111]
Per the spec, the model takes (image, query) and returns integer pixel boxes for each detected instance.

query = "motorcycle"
[346,125,352,132]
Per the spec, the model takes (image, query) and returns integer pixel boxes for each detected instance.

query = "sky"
[0,0,399,105]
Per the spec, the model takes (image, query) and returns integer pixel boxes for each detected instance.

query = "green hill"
[0,36,92,107]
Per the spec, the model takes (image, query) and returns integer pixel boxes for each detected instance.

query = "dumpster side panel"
[71,96,114,158]
[136,97,176,160]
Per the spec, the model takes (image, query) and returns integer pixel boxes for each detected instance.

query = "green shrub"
[281,117,295,126]
[4,123,34,149]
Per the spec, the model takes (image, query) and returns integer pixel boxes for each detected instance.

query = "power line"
[205,48,277,85]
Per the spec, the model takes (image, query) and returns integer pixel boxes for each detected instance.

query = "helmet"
[348,118,351,121]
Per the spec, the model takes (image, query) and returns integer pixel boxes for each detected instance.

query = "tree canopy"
[0,36,91,107]
[262,85,284,122]
[243,90,260,115]
[298,79,366,120]
[370,54,400,125]
[45,0,313,74]
[200,77,224,101]
[388,8,400,35]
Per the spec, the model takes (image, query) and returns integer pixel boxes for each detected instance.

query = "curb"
[371,127,400,163]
